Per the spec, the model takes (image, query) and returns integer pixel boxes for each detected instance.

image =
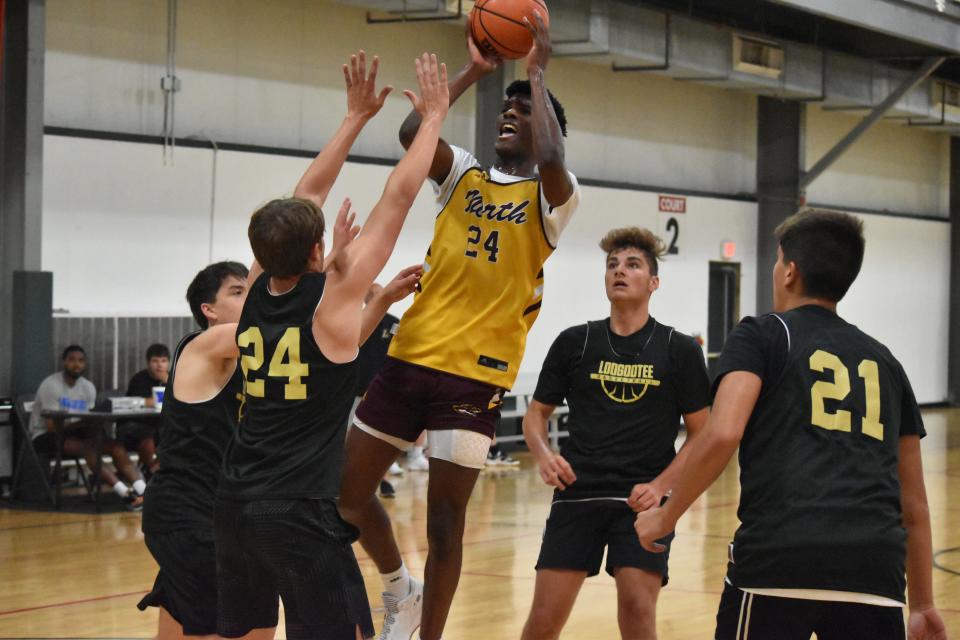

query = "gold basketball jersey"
[388,168,554,389]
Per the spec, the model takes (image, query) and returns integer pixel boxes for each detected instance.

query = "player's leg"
[612,568,661,640]
[156,605,218,640]
[605,502,673,640]
[339,425,407,572]
[522,501,606,639]
[714,584,819,640]
[156,606,186,640]
[813,601,905,640]
[416,374,506,640]
[520,570,587,640]
[420,452,484,640]
[339,357,428,635]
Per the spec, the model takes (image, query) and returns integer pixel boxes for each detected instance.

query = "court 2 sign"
[658,195,686,255]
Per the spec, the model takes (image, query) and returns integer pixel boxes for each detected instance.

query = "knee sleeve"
[427,429,491,469]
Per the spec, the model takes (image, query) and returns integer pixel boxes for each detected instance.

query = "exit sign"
[658,195,686,213]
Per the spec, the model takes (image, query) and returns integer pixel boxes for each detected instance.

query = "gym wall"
[41,0,953,402]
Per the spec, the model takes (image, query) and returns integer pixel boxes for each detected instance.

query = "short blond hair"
[599,227,666,275]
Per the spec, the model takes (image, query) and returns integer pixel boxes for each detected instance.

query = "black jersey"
[714,305,925,603]
[356,313,399,394]
[142,332,243,533]
[218,272,357,499]
[534,317,710,501]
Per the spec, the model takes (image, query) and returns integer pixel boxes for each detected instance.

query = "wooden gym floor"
[1,407,958,639]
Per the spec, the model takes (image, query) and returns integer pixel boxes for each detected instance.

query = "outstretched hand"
[381,265,423,304]
[523,10,551,75]
[403,53,449,121]
[325,198,360,274]
[344,50,393,121]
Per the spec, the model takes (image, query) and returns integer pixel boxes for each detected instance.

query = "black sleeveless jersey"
[142,332,243,533]
[714,305,925,602]
[218,272,357,499]
[533,317,710,501]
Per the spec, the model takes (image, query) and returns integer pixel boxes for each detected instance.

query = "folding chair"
[10,394,92,507]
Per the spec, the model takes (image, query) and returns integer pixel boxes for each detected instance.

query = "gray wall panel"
[52,316,195,395]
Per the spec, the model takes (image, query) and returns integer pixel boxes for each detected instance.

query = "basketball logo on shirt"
[589,361,661,403]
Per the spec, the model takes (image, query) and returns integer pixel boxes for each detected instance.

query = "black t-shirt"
[126,369,165,398]
[218,272,357,500]
[534,317,710,500]
[356,313,399,394]
[714,305,925,602]
[142,332,243,533]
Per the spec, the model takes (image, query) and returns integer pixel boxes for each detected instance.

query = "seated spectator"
[118,343,169,476]
[29,345,146,510]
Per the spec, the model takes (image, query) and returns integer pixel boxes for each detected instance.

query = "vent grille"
[732,35,783,79]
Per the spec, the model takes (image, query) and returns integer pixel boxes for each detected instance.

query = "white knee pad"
[427,429,492,469]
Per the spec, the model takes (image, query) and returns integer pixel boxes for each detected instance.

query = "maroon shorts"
[354,357,504,441]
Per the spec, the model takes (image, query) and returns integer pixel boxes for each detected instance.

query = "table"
[41,408,162,510]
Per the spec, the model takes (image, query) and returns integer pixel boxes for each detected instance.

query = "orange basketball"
[470,0,550,61]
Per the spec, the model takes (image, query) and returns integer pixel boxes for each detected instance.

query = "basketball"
[470,0,551,61]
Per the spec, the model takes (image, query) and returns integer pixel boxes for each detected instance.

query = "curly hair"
[599,227,666,275]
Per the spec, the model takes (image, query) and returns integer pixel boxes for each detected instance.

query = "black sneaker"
[379,479,396,499]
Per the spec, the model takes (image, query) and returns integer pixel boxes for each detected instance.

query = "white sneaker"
[406,454,430,472]
[388,461,404,476]
[378,578,423,640]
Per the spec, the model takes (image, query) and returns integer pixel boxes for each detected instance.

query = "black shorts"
[535,499,674,583]
[138,529,218,636]
[715,581,905,640]
[214,497,374,640]
[355,357,504,441]
[116,420,156,450]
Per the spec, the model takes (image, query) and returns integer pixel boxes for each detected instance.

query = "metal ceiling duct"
[333,0,960,130]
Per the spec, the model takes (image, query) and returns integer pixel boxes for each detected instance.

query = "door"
[707,262,740,378]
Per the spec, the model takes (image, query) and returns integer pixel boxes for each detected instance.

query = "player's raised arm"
[523,11,573,208]
[315,53,448,361]
[398,29,499,184]
[339,53,448,287]
[294,50,393,208]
